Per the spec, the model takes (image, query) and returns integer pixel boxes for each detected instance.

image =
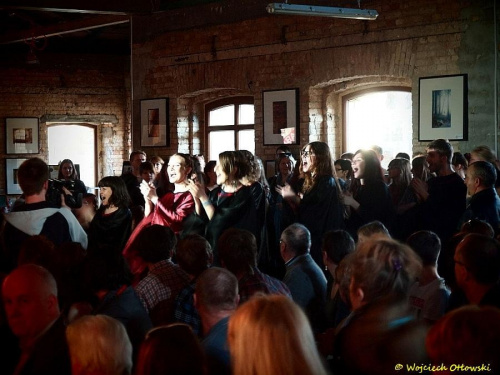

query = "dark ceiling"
[0,0,228,56]
[0,0,369,61]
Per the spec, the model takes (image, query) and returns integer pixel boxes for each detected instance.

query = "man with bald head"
[2,264,71,375]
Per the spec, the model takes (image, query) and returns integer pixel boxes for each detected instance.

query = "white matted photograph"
[263,88,299,145]
[418,74,468,141]
[6,117,40,154]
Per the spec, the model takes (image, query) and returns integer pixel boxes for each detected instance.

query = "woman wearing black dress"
[343,149,394,238]
[277,141,344,269]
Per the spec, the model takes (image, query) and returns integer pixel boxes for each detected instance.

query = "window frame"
[205,96,254,158]
[342,86,411,154]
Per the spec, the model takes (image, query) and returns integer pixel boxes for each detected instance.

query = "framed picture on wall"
[140,98,169,147]
[263,88,300,145]
[418,74,468,141]
[6,158,28,195]
[5,117,40,154]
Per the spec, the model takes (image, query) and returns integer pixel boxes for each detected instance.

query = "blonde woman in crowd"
[228,294,328,375]
[333,238,427,375]
[66,315,133,375]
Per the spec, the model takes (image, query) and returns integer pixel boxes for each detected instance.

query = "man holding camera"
[1,157,88,273]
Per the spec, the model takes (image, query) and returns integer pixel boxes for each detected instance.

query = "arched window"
[205,97,254,160]
[343,88,412,168]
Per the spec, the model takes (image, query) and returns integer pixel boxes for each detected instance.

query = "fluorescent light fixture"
[266,3,379,20]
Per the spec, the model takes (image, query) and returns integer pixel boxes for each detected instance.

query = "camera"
[46,179,82,208]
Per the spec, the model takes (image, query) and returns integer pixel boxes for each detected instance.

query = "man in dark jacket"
[2,264,71,375]
[460,160,500,234]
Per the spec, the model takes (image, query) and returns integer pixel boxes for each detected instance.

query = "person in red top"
[123,153,195,277]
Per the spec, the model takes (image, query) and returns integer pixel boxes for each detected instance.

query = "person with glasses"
[277,141,344,269]
[334,158,353,192]
[343,149,394,239]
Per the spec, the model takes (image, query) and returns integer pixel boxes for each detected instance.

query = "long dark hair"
[349,149,384,197]
[300,141,335,193]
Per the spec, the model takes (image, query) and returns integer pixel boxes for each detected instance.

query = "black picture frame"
[263,88,300,145]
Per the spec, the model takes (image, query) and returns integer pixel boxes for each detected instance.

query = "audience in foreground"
[228,294,328,375]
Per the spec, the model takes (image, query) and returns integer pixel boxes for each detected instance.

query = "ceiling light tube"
[266,3,379,20]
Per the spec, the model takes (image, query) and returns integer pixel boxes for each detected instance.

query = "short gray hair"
[281,223,311,256]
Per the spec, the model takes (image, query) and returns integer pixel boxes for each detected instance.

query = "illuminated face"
[153,162,163,175]
[352,153,366,179]
[99,186,113,206]
[301,145,316,174]
[2,270,56,340]
[279,157,293,177]
[167,155,189,184]
[61,163,73,179]
[215,160,229,186]
[464,166,478,196]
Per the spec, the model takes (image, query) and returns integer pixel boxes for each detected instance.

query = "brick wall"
[0,54,130,196]
[132,0,498,161]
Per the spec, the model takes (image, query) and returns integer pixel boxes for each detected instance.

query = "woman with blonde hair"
[278,141,344,268]
[66,315,133,375]
[228,294,328,375]
[333,238,427,375]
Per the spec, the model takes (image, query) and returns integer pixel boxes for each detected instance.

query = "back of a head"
[228,295,327,375]
[457,233,500,285]
[452,152,468,169]
[322,229,355,264]
[460,219,495,238]
[195,267,239,313]
[427,139,453,162]
[135,324,205,375]
[176,234,212,276]
[218,228,257,274]
[135,225,177,263]
[471,145,496,164]
[66,315,132,375]
[406,230,441,267]
[281,223,311,256]
[395,152,411,161]
[426,305,500,371]
[357,221,391,243]
[18,157,49,196]
[341,152,354,161]
[351,239,422,305]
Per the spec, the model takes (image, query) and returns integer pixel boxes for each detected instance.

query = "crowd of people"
[1,138,500,375]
